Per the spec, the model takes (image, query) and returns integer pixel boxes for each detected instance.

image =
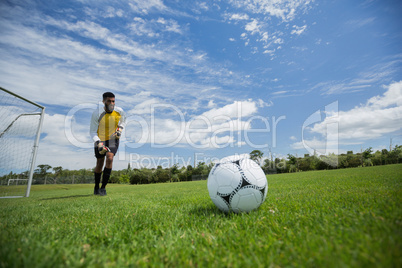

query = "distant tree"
[35,164,52,184]
[372,150,382,166]
[155,167,170,183]
[36,164,52,175]
[52,166,63,184]
[345,153,361,168]
[53,166,63,174]
[298,156,311,171]
[262,159,276,174]
[275,158,287,173]
[286,154,298,172]
[250,150,264,165]
[362,147,373,160]
[310,156,322,170]
[192,162,210,179]
[183,165,193,181]
[325,153,339,169]
[170,164,180,176]
[130,169,144,184]
[287,154,297,165]
[389,145,402,164]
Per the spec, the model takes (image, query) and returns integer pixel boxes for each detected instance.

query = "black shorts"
[94,139,120,159]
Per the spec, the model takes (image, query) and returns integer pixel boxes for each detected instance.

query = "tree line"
[0,162,212,186]
[255,145,402,174]
[1,145,401,186]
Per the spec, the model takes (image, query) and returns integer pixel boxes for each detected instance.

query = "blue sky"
[1,0,401,170]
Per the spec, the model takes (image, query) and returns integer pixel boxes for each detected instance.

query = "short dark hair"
[103,92,115,100]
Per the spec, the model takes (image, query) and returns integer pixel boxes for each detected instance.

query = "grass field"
[0,164,401,267]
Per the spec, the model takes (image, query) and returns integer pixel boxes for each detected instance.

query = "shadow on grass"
[40,194,93,200]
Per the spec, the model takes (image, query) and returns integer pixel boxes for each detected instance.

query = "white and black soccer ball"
[207,156,268,213]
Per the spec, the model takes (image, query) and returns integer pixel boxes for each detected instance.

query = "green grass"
[0,184,27,197]
[1,164,401,267]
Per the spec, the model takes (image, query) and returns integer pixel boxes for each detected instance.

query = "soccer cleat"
[94,188,100,195]
[99,188,107,196]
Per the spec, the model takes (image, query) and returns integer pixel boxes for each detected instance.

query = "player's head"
[103,92,115,101]
[102,92,115,113]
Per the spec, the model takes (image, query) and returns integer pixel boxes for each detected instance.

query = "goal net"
[0,87,45,198]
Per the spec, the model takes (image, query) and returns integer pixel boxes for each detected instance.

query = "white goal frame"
[0,87,45,198]
[7,178,29,186]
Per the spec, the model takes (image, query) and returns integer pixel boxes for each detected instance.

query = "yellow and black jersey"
[90,106,126,142]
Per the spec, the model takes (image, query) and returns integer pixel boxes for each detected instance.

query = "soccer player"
[90,92,126,196]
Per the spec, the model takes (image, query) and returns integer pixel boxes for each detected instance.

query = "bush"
[119,174,130,184]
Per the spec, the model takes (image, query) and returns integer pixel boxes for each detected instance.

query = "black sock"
[101,168,112,189]
[94,172,102,190]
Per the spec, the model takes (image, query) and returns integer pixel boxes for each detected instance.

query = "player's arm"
[111,108,127,139]
[90,110,101,142]
[118,108,127,130]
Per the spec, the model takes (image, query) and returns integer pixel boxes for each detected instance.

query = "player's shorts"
[94,139,120,159]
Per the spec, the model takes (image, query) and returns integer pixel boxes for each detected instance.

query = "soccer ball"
[207,156,268,213]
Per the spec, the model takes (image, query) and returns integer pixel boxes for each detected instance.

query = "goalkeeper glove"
[95,141,110,155]
[112,126,123,139]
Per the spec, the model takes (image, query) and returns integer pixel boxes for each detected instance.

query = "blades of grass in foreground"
[0,164,401,267]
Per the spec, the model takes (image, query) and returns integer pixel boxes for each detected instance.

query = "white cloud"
[315,59,402,95]
[291,24,307,35]
[128,98,164,115]
[161,18,182,34]
[104,6,124,18]
[0,2,247,111]
[273,37,284,44]
[228,0,314,22]
[272,90,287,95]
[128,0,168,14]
[245,19,261,35]
[198,2,209,11]
[290,137,343,155]
[130,17,159,37]
[128,17,183,37]
[259,32,269,42]
[35,112,99,170]
[294,81,402,152]
[367,82,402,107]
[257,99,273,107]
[225,0,315,55]
[201,100,257,120]
[228,13,250,21]
[345,17,375,29]
[124,99,262,149]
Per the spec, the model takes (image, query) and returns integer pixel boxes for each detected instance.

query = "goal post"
[0,87,45,198]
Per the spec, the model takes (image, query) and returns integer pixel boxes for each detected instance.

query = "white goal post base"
[7,178,29,186]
